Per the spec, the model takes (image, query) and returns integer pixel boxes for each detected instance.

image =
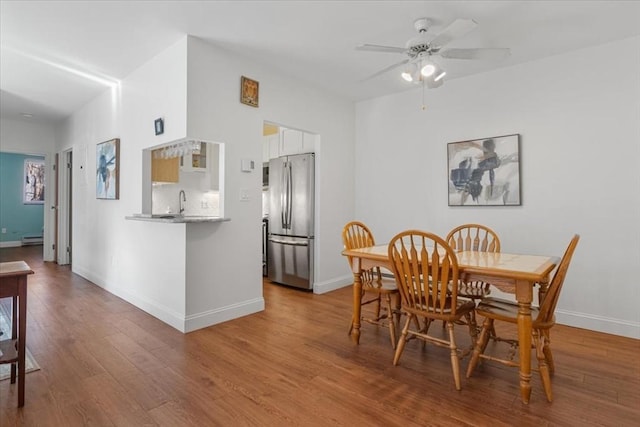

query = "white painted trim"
[0,241,22,248]
[313,274,352,294]
[556,309,640,340]
[73,264,265,334]
[184,298,265,333]
[57,149,72,265]
[73,265,187,331]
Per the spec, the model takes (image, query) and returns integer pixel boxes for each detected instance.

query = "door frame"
[57,149,72,265]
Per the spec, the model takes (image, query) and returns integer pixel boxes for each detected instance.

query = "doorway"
[262,121,319,290]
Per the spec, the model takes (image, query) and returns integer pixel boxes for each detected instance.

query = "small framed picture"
[240,76,259,107]
[154,118,164,135]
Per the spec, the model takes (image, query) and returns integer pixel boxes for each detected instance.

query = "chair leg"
[466,312,478,341]
[393,315,412,365]
[374,293,382,321]
[488,323,497,340]
[461,312,478,356]
[534,329,553,402]
[384,294,397,349]
[394,294,402,326]
[542,329,555,375]
[447,322,462,391]
[466,317,492,378]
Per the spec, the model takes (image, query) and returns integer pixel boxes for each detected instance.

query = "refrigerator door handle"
[286,161,293,229]
[269,238,309,246]
[280,161,287,229]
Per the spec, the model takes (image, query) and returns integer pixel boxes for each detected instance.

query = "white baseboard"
[555,309,640,339]
[184,298,265,333]
[73,266,265,333]
[0,241,22,248]
[313,274,353,294]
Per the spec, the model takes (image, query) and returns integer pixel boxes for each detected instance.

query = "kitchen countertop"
[125,214,230,223]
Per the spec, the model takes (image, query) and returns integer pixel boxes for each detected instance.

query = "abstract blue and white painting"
[96,138,119,200]
[448,134,520,206]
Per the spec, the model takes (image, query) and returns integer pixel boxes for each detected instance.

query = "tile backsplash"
[153,183,219,216]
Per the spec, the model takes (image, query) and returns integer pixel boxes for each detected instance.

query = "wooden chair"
[342,221,400,349]
[446,224,501,334]
[466,234,580,402]
[446,223,500,300]
[388,230,477,390]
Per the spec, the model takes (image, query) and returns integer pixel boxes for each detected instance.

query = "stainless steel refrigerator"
[267,153,314,290]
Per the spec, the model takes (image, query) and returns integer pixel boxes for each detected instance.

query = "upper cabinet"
[181,141,207,172]
[280,128,315,156]
[263,125,315,161]
[151,150,179,183]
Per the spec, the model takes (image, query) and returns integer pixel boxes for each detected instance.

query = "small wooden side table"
[0,261,34,408]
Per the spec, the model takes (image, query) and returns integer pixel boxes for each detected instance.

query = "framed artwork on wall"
[23,158,45,204]
[96,138,120,200]
[240,76,259,107]
[447,134,521,206]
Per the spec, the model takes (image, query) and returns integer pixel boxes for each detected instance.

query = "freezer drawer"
[267,236,314,290]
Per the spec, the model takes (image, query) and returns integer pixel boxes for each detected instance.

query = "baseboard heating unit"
[21,236,43,246]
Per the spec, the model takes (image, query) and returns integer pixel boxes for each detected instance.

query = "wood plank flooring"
[1,245,638,426]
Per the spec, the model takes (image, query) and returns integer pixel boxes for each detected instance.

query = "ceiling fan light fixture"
[401,63,417,82]
[401,71,413,82]
[434,70,446,82]
[420,63,436,77]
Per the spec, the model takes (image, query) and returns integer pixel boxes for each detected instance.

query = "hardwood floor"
[1,245,638,426]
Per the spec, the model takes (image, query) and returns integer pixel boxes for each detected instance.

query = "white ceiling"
[1,1,639,125]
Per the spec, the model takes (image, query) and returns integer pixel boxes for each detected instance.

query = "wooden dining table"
[342,244,559,404]
[0,261,34,407]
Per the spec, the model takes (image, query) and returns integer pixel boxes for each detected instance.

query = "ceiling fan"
[357,18,510,88]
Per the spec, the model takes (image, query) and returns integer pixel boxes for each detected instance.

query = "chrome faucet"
[179,190,186,215]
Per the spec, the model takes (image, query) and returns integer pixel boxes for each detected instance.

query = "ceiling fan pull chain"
[421,79,426,110]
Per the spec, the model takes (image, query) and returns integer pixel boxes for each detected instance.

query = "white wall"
[185,36,356,299]
[52,35,356,332]
[1,118,56,259]
[354,36,640,338]
[55,36,190,326]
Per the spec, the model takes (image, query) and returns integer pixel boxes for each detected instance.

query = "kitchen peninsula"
[115,139,262,334]
[126,214,230,223]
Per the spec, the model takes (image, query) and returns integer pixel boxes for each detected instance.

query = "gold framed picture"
[240,76,259,107]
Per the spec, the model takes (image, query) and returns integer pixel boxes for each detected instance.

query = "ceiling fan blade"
[439,48,511,60]
[429,19,477,48]
[359,59,410,82]
[356,44,407,54]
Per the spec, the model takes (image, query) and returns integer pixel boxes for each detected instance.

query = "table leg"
[351,272,362,344]
[11,296,17,382]
[516,279,533,404]
[18,276,27,407]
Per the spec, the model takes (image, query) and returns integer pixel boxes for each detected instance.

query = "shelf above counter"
[125,214,230,223]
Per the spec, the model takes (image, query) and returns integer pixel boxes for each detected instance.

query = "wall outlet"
[239,189,250,201]
[1,228,6,234]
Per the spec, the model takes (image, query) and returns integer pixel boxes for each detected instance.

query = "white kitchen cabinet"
[280,128,315,156]
[302,132,316,153]
[264,134,279,162]
[264,128,315,161]
[280,128,303,156]
[181,141,208,172]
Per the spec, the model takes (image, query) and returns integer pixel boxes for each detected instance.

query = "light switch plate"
[241,159,254,172]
